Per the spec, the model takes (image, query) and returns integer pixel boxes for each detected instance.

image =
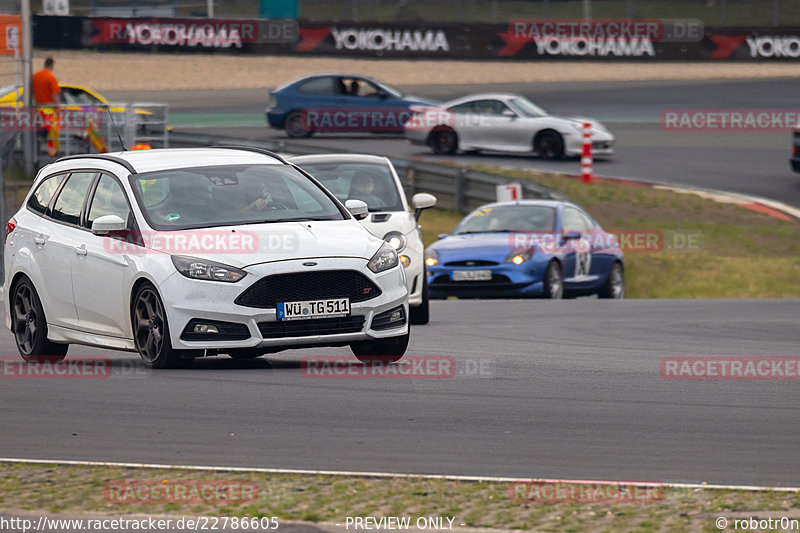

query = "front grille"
[445,260,498,267]
[235,270,381,309]
[258,316,365,339]
[432,274,512,285]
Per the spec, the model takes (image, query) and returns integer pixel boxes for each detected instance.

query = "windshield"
[297,161,404,212]
[509,96,548,118]
[130,164,346,230]
[453,205,556,234]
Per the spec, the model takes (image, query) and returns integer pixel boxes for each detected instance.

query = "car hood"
[403,96,441,107]
[431,233,518,263]
[562,115,608,130]
[152,220,384,269]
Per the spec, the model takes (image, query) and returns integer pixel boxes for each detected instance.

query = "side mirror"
[91,214,127,235]
[563,231,582,240]
[411,192,437,220]
[501,109,517,119]
[437,233,449,240]
[376,89,389,99]
[345,199,369,220]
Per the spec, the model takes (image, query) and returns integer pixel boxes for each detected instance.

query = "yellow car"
[0,83,129,112]
[0,83,168,137]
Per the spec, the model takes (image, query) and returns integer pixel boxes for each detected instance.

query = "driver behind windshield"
[348,171,383,209]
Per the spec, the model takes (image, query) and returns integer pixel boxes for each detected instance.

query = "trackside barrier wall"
[32,16,800,61]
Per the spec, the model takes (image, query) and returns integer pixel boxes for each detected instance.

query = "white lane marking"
[0,457,797,492]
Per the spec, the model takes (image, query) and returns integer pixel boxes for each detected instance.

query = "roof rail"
[210,145,288,164]
[55,154,136,174]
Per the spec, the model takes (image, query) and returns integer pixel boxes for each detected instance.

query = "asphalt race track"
[1,299,798,486]
[109,77,800,208]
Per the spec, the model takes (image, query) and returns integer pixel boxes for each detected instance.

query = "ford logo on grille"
[302,262,318,267]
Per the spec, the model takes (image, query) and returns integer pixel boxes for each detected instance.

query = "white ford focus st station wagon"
[4,147,409,368]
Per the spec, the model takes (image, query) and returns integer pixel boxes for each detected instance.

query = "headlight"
[424,249,439,267]
[367,242,399,273]
[171,255,247,282]
[504,249,533,265]
[383,231,407,252]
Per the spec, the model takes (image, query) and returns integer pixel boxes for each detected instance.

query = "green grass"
[416,168,800,299]
[1,462,799,532]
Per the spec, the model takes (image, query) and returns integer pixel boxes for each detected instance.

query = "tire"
[132,283,192,369]
[351,332,409,364]
[543,261,563,299]
[535,131,564,160]
[409,272,430,325]
[429,129,458,155]
[599,262,625,299]
[284,111,312,138]
[11,277,68,361]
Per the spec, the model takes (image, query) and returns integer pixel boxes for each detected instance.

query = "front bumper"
[427,259,549,299]
[162,257,408,350]
[266,109,285,129]
[564,131,615,157]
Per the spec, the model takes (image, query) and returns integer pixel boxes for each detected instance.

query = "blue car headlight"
[424,249,439,267]
[505,248,533,265]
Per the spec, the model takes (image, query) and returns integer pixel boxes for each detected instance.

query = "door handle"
[33,235,46,245]
[74,244,87,256]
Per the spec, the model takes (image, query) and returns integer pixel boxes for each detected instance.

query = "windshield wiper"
[241,216,336,225]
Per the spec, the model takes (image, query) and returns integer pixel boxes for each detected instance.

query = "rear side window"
[27,174,66,215]
[51,172,96,226]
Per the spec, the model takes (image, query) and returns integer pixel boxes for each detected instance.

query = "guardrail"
[169,132,567,213]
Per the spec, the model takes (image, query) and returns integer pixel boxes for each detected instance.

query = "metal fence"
[2,102,169,166]
[48,0,800,26]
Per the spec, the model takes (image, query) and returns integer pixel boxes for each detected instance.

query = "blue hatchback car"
[265,74,438,138]
[425,201,624,299]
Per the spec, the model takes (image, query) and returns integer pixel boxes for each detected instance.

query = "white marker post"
[581,122,593,184]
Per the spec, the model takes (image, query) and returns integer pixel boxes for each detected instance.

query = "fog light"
[193,324,219,334]
[400,255,411,268]
[371,306,406,330]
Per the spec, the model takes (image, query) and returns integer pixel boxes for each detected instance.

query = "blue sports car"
[425,200,624,299]
[265,73,438,138]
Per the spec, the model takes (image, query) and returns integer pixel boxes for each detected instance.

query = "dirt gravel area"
[36,50,800,91]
